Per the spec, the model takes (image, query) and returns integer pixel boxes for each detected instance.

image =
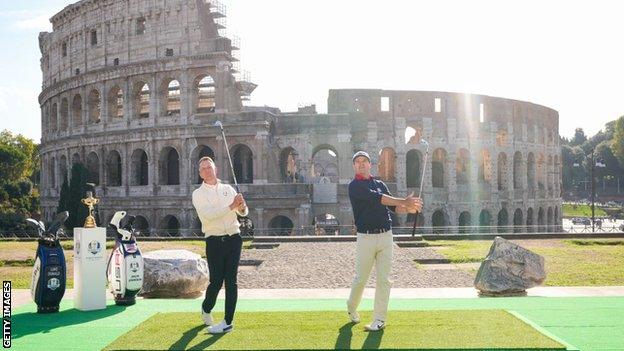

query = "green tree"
[57,174,70,214]
[65,163,89,230]
[0,130,39,184]
[570,128,588,147]
[612,116,624,166]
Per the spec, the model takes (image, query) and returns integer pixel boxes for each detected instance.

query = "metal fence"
[2,224,623,239]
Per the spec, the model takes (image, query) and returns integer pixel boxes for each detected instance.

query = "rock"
[139,249,208,298]
[474,237,546,296]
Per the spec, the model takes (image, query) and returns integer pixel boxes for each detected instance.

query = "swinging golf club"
[214,120,240,193]
[411,139,429,237]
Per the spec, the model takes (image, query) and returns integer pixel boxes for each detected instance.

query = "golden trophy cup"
[81,190,99,228]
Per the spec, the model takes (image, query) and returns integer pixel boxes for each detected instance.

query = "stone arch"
[497,152,508,191]
[432,209,448,234]
[547,207,554,230]
[133,81,150,118]
[479,149,492,184]
[538,207,545,232]
[458,211,472,234]
[513,151,523,189]
[406,149,422,188]
[159,147,180,185]
[162,78,181,116]
[159,215,180,237]
[547,155,554,192]
[232,144,254,184]
[479,209,492,231]
[378,147,396,182]
[554,207,560,228]
[72,94,83,126]
[497,208,508,233]
[60,98,69,130]
[455,148,470,185]
[513,208,523,233]
[106,150,122,186]
[432,148,447,188]
[526,207,534,233]
[191,145,216,184]
[537,153,546,191]
[49,156,56,188]
[131,149,149,186]
[88,89,101,123]
[71,152,81,166]
[527,152,536,190]
[311,145,339,183]
[279,147,300,183]
[59,155,67,182]
[86,151,100,185]
[191,217,203,236]
[134,215,150,236]
[50,102,58,131]
[195,75,216,113]
[108,85,124,120]
[268,215,294,236]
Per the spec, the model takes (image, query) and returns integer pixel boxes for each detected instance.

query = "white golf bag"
[107,211,144,305]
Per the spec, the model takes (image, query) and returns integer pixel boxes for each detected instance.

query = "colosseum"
[38,0,562,236]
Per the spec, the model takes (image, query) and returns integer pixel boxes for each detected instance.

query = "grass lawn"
[0,240,251,289]
[428,239,624,286]
[562,203,607,217]
[104,310,565,350]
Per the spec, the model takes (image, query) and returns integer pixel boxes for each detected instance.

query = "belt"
[207,234,240,241]
[359,228,391,234]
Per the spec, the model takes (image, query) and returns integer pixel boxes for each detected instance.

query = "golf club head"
[46,211,69,237]
[26,218,45,234]
[420,139,430,151]
[214,120,223,128]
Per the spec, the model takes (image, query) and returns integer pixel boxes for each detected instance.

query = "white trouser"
[347,230,393,321]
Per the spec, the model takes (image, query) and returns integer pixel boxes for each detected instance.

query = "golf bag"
[107,211,144,305]
[27,211,69,313]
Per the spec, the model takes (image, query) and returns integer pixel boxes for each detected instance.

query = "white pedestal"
[74,227,107,311]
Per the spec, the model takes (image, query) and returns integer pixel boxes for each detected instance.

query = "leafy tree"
[570,128,587,147]
[612,116,624,166]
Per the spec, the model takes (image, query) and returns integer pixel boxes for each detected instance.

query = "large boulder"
[474,237,546,296]
[139,249,208,298]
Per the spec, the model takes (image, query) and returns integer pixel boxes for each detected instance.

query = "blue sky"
[2,0,624,142]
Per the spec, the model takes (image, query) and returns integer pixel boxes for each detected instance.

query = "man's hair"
[198,156,215,166]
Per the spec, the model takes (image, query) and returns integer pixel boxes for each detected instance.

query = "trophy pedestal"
[74,227,107,311]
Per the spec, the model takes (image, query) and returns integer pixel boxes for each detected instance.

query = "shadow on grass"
[169,325,226,350]
[362,329,384,350]
[12,305,127,339]
[335,322,355,349]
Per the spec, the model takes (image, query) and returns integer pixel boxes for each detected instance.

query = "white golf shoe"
[364,319,385,331]
[201,309,213,326]
[348,310,360,323]
[208,320,233,334]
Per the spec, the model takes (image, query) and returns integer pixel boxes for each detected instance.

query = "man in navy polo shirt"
[347,151,422,331]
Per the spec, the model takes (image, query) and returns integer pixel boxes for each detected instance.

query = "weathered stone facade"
[39,0,562,235]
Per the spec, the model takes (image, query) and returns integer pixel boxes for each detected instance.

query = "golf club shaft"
[412,148,429,237]
[218,124,240,193]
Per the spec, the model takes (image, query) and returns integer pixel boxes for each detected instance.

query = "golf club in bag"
[411,139,430,236]
[214,120,254,239]
[107,211,144,305]
[27,211,69,313]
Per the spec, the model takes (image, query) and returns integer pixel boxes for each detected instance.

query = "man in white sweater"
[192,156,248,334]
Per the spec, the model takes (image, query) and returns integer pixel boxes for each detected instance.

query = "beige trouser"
[347,230,393,321]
